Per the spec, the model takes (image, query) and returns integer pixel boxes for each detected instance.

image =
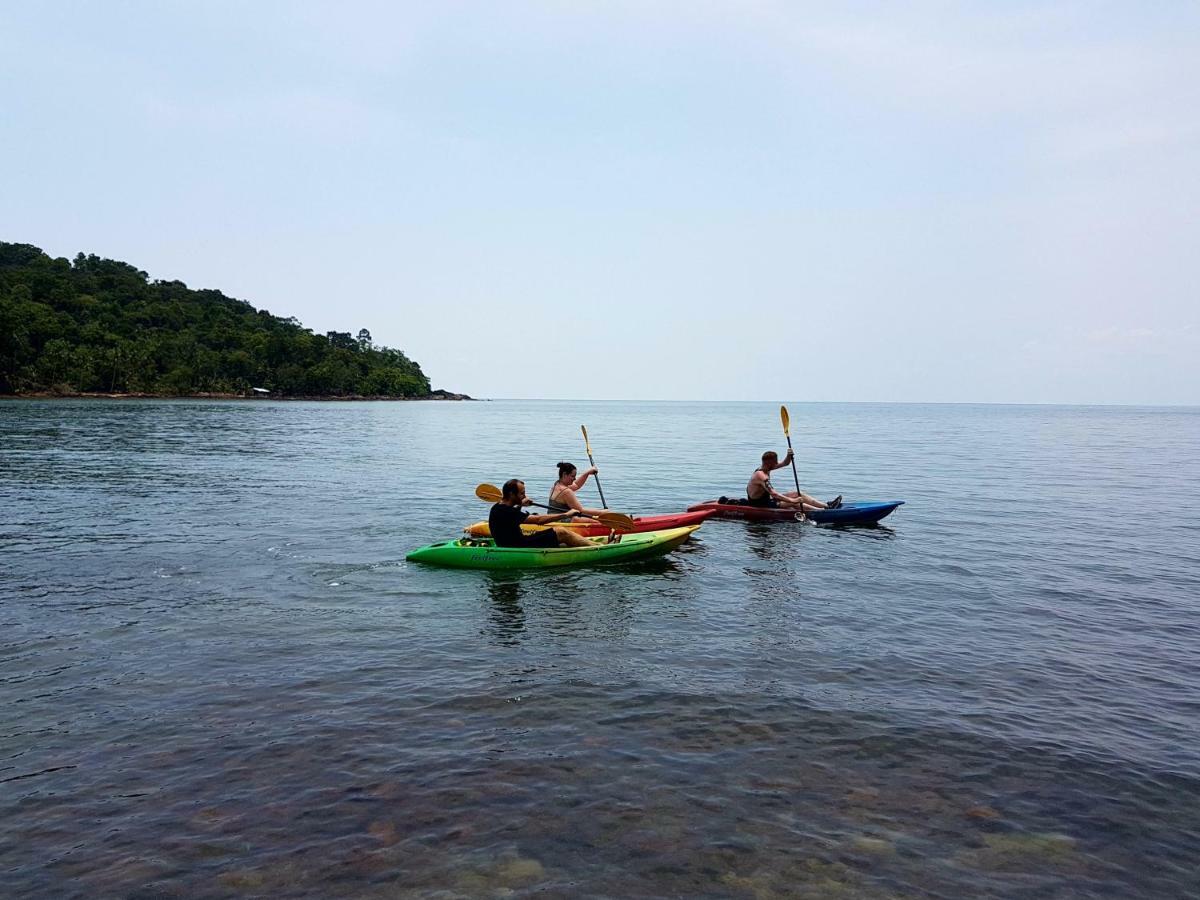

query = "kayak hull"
[687,500,904,526]
[464,510,712,539]
[407,525,699,570]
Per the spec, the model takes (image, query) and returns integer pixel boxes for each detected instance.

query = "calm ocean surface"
[2,399,1199,898]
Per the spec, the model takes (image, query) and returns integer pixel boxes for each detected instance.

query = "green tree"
[0,241,435,398]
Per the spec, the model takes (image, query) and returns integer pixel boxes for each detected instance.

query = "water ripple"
[2,399,1199,896]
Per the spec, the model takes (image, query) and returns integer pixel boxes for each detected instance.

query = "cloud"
[739,2,1200,170]
[138,87,400,141]
[1044,120,1199,164]
[771,6,1192,106]
[1086,326,1157,345]
[1026,324,1200,360]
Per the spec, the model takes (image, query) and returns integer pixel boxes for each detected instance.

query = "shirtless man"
[747,450,842,514]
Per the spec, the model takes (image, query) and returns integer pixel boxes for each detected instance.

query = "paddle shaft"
[524,498,599,521]
[474,483,634,531]
[784,431,801,495]
[781,406,801,495]
[581,425,608,508]
[519,499,632,531]
[586,450,607,508]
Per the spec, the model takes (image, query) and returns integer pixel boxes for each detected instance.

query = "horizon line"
[471,398,1199,409]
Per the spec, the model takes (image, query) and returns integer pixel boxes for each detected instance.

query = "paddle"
[780,404,802,496]
[580,424,609,509]
[475,484,635,532]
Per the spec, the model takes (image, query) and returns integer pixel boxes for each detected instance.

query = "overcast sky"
[3,2,1197,403]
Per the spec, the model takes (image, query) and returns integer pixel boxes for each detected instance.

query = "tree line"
[0,242,432,397]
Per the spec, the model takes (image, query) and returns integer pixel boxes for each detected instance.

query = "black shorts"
[747,494,778,508]
[523,529,560,549]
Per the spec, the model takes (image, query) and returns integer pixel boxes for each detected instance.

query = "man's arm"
[752,470,793,503]
[766,482,793,502]
[750,470,778,496]
[525,511,576,525]
[770,450,794,472]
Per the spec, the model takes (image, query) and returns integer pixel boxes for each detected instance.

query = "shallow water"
[2,399,1199,897]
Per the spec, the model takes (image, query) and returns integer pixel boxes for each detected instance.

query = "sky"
[2,1,1198,403]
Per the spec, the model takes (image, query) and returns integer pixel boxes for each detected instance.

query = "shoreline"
[0,390,478,402]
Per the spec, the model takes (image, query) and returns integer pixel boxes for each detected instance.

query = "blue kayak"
[807,501,904,526]
[689,499,904,526]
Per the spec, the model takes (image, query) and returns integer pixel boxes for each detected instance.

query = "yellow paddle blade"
[475,483,503,503]
[594,512,635,532]
[780,404,791,436]
[581,424,592,455]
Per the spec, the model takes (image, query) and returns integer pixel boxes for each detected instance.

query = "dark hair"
[556,461,576,479]
[502,478,524,500]
[762,450,778,462]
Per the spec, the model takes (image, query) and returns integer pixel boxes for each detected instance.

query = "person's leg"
[783,491,829,509]
[553,526,593,548]
[525,529,561,549]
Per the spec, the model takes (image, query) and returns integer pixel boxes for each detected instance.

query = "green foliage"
[0,242,432,397]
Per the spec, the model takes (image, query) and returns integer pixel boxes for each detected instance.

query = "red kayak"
[465,509,713,538]
[688,499,903,526]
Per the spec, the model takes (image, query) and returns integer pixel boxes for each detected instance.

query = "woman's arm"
[557,486,606,516]
[571,466,598,490]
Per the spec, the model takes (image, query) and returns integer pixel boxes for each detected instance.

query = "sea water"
[2,399,1199,896]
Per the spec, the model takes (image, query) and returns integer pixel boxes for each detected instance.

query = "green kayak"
[406,525,699,570]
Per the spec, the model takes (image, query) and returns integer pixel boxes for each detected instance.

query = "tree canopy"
[0,242,431,397]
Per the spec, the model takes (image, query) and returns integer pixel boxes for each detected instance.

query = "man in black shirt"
[489,479,593,548]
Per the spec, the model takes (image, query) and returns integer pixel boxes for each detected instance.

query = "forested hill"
[0,242,434,397]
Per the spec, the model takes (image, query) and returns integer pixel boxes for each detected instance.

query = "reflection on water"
[742,519,800,561]
[485,574,526,645]
[3,399,1200,897]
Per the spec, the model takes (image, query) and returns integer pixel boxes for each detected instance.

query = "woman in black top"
[548,461,605,516]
